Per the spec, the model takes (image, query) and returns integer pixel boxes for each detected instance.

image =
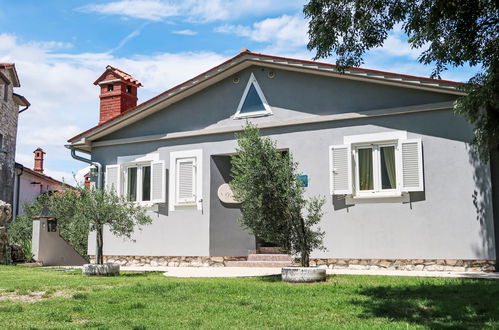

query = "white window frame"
[169,149,203,211]
[117,152,161,207]
[330,131,424,203]
[233,72,272,119]
[123,162,152,203]
[353,142,400,198]
[175,157,197,204]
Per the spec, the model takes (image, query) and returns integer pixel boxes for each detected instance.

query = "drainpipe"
[14,164,23,219]
[67,146,104,264]
[67,147,102,189]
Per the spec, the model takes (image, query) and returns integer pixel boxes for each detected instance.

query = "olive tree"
[10,187,152,265]
[230,123,325,267]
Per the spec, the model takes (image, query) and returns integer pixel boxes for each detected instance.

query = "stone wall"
[0,78,18,206]
[92,255,247,267]
[93,255,496,272]
[306,258,496,272]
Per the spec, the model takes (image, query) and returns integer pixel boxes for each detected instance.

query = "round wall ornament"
[217,183,240,204]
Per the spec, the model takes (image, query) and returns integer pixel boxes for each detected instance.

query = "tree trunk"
[96,224,103,265]
[299,216,309,267]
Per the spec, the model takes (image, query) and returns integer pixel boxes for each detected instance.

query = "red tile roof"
[94,65,143,87]
[69,51,462,143]
[17,164,75,189]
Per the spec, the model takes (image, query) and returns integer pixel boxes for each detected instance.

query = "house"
[0,62,29,263]
[12,148,73,221]
[68,50,498,272]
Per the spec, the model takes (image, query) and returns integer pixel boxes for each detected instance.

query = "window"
[330,131,423,201]
[107,84,114,92]
[169,149,203,211]
[354,144,397,196]
[105,154,165,205]
[0,133,5,153]
[126,85,132,94]
[234,73,272,118]
[124,164,151,202]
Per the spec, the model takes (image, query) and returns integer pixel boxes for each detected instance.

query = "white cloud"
[215,14,309,55]
[2,33,227,185]
[172,29,197,36]
[80,0,179,21]
[80,0,305,23]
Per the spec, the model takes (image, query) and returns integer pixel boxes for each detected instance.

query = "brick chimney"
[33,147,45,173]
[94,66,142,124]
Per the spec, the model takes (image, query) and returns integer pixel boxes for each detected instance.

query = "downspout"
[67,146,104,264]
[14,165,23,219]
[67,147,102,189]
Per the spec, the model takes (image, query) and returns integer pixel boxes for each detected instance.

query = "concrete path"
[54,265,499,279]
[116,266,499,279]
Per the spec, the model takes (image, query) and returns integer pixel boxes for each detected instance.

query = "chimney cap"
[93,65,142,87]
[34,147,45,154]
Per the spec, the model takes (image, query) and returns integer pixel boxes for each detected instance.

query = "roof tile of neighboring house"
[94,65,143,87]
[16,163,75,189]
[69,50,463,143]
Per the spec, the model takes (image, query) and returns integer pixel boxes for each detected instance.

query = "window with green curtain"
[380,146,396,189]
[127,167,137,201]
[358,148,373,190]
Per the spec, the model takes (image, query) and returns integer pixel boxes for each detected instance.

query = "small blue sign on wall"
[297,175,308,187]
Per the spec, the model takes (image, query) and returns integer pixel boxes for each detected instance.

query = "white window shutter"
[176,158,196,203]
[105,165,121,195]
[400,139,424,192]
[329,145,352,195]
[150,161,165,203]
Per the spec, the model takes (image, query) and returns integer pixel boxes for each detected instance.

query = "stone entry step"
[226,249,294,267]
[225,260,293,268]
[247,254,294,262]
[248,247,283,254]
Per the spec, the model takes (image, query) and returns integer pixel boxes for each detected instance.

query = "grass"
[0,266,499,329]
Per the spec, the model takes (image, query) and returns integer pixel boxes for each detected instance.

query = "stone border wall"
[306,258,496,272]
[91,255,247,267]
[91,255,496,272]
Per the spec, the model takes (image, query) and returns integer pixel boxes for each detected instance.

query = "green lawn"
[0,266,499,329]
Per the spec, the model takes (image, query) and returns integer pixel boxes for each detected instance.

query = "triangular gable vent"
[234,73,272,118]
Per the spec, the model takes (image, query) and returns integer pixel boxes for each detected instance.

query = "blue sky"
[0,0,480,185]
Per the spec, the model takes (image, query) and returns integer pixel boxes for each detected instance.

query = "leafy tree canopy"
[304,0,498,159]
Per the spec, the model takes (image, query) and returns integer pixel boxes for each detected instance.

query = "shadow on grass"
[121,272,148,277]
[256,275,282,282]
[356,279,499,329]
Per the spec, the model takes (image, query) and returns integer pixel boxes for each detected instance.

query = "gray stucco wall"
[209,155,254,256]
[87,66,494,260]
[89,109,495,260]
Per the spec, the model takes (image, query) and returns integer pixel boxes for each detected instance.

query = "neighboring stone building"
[12,148,73,221]
[0,62,30,263]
